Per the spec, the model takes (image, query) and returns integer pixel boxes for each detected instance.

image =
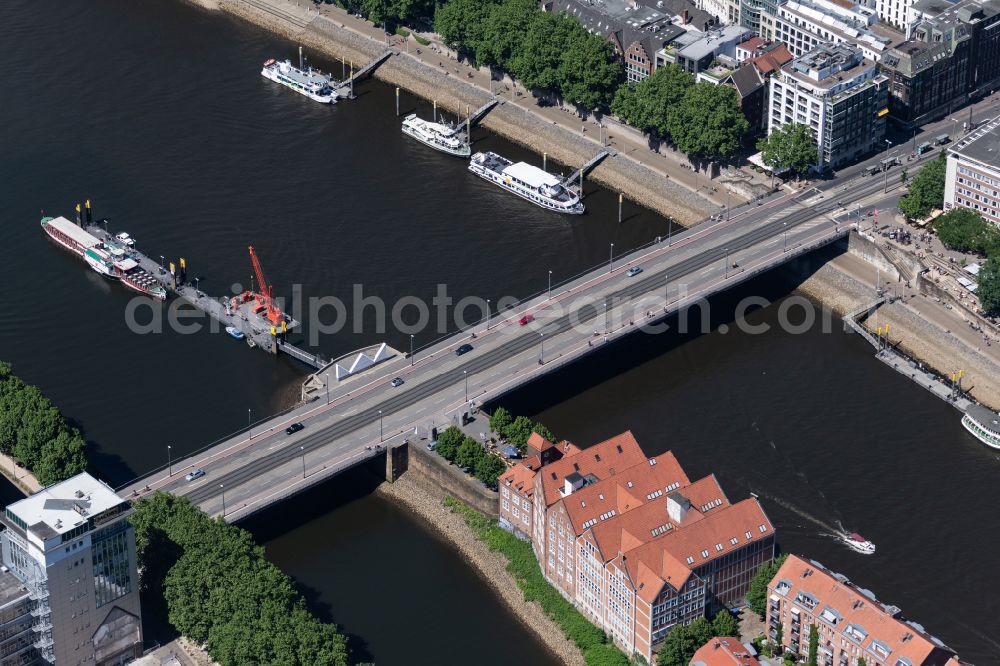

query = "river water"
[0,0,996,663]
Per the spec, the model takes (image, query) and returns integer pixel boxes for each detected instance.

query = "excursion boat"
[401,113,471,157]
[41,216,167,301]
[260,59,337,104]
[961,404,1000,450]
[225,326,246,340]
[468,151,584,214]
[843,533,876,555]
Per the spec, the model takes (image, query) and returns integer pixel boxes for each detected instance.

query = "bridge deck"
[563,150,611,186]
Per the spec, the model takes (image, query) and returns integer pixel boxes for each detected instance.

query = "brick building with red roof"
[690,637,761,666]
[767,555,959,666]
[498,431,775,662]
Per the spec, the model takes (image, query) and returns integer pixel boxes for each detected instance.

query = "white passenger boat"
[260,58,337,104]
[225,326,245,340]
[961,404,1000,450]
[842,533,876,555]
[401,113,471,157]
[84,248,117,279]
[468,151,584,214]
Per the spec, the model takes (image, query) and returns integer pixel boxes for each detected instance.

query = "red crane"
[248,245,284,326]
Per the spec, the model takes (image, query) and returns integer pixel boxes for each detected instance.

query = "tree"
[807,624,819,666]
[748,554,788,619]
[898,153,946,220]
[712,609,739,638]
[658,617,714,666]
[475,453,507,488]
[489,406,513,436]
[532,421,555,442]
[858,659,867,666]
[977,256,1000,314]
[667,83,748,160]
[933,208,1000,254]
[434,0,497,62]
[435,425,464,461]
[611,65,692,138]
[757,123,817,176]
[510,11,576,93]
[455,436,484,469]
[557,26,623,109]
[478,0,536,69]
[503,415,536,450]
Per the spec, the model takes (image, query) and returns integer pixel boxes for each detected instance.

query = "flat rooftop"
[6,472,125,540]
[951,114,1000,168]
[0,569,28,608]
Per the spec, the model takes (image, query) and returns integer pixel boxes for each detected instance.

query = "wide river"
[0,0,995,663]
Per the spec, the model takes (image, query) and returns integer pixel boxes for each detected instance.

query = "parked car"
[285,422,304,435]
[185,468,205,482]
[519,314,535,326]
[390,377,404,387]
[455,343,473,356]
[626,266,643,277]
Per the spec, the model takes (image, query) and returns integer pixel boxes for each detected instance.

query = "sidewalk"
[292,0,769,208]
[0,452,39,496]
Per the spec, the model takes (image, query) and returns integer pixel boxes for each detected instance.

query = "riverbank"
[195,0,719,225]
[0,452,39,496]
[790,246,1000,411]
[375,474,587,666]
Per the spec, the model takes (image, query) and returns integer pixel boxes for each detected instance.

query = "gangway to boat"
[336,48,396,97]
[562,150,613,188]
[277,340,326,370]
[466,98,502,129]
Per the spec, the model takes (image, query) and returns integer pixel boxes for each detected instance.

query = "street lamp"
[220,484,226,517]
[167,445,172,476]
[783,222,788,252]
[159,255,165,270]
[379,409,384,442]
[410,334,415,367]
[486,299,491,330]
[539,332,545,364]
[194,277,200,293]
[464,370,468,401]
[248,408,252,440]
[548,270,553,300]
[325,373,331,405]
[609,243,615,273]
[300,446,306,478]
[724,248,730,279]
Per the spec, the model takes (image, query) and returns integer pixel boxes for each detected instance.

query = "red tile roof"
[771,555,957,666]
[737,36,766,52]
[538,431,647,506]
[690,637,760,666]
[750,44,793,75]
[500,456,540,497]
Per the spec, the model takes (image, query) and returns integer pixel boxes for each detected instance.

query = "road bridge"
[117,147,941,521]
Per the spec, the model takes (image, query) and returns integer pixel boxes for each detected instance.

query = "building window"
[91,523,132,608]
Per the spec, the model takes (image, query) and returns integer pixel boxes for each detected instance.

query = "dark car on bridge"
[455,344,473,356]
[285,422,304,435]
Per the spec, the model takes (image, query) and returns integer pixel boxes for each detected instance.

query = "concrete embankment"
[199,0,716,225]
[375,473,587,666]
[787,238,1000,411]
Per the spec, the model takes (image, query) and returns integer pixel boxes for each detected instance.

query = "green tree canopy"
[455,436,484,469]
[131,493,350,666]
[434,0,497,62]
[712,609,739,637]
[757,123,817,176]
[748,554,788,618]
[658,616,715,665]
[807,624,819,666]
[666,83,748,160]
[977,256,1000,314]
[611,65,693,138]
[510,11,576,93]
[898,153,946,220]
[489,406,513,435]
[435,425,464,461]
[478,0,537,68]
[475,453,507,488]
[502,415,537,450]
[933,207,1000,254]
[557,25,623,109]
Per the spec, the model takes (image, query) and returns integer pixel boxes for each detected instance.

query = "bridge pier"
[386,442,408,482]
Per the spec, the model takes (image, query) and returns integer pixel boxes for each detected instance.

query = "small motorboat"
[225,326,245,340]
[843,533,876,555]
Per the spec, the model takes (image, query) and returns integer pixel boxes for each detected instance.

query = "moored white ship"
[260,58,337,104]
[468,152,584,214]
[961,404,1000,450]
[84,247,117,279]
[401,113,471,157]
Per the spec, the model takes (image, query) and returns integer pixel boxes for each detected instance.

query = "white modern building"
[769,0,903,59]
[768,44,889,169]
[0,473,143,665]
[944,114,1000,227]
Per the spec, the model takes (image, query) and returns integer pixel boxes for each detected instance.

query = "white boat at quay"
[401,113,471,157]
[842,533,876,555]
[961,404,1000,450]
[468,151,584,214]
[260,58,337,104]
